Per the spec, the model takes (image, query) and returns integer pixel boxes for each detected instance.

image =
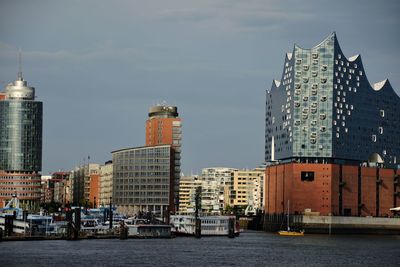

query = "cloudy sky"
[0,0,399,175]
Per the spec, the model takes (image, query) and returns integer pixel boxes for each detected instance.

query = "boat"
[278,200,304,236]
[80,218,108,233]
[170,214,238,236]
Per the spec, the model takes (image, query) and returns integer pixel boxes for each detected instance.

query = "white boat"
[80,218,108,233]
[170,214,238,236]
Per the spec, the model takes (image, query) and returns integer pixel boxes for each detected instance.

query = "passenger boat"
[278,200,304,236]
[170,214,238,236]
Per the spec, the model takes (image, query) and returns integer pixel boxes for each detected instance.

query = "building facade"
[232,169,264,211]
[198,167,237,211]
[112,145,174,216]
[264,33,400,217]
[146,105,182,211]
[71,163,99,206]
[0,73,42,210]
[178,175,199,213]
[99,161,113,207]
[265,32,400,167]
[265,163,400,217]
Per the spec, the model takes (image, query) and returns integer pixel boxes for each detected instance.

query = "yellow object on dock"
[278,230,304,236]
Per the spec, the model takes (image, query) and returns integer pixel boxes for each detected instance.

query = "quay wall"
[302,215,400,234]
[260,214,400,234]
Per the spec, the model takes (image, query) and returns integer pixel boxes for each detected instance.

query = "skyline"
[1,0,399,175]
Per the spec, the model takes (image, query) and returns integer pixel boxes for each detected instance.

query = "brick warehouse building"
[265,163,399,217]
[264,33,400,217]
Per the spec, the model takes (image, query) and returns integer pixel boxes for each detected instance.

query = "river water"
[1,231,399,266]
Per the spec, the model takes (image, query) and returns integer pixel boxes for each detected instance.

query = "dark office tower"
[0,72,43,210]
[265,32,400,167]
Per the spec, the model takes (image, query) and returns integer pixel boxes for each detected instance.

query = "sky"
[0,0,399,175]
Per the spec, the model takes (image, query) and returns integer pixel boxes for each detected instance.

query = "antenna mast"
[18,48,23,80]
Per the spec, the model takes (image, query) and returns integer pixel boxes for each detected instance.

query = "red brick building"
[264,163,399,217]
[89,174,100,208]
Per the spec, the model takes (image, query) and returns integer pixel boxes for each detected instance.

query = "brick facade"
[264,163,399,217]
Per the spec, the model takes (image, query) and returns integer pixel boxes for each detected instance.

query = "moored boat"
[278,200,304,236]
[171,214,238,236]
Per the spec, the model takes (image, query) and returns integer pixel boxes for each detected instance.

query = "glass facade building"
[112,145,174,216]
[0,101,42,171]
[0,74,43,209]
[266,33,400,167]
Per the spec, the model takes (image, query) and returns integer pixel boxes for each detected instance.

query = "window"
[379,127,383,134]
[372,135,377,142]
[380,110,385,117]
[301,171,314,182]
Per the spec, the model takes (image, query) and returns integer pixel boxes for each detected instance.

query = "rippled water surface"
[1,231,399,266]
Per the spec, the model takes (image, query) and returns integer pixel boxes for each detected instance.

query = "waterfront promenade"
[1,231,399,266]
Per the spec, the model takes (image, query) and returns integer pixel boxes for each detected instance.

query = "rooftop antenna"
[18,48,23,80]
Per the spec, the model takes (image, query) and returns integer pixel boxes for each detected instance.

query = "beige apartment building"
[231,169,264,211]
[99,161,113,207]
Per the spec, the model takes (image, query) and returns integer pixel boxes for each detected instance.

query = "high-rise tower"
[146,105,182,211]
[0,72,43,210]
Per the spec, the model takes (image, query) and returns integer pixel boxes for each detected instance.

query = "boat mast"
[287,200,290,231]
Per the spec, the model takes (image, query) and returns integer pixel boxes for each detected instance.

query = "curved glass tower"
[0,73,42,210]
